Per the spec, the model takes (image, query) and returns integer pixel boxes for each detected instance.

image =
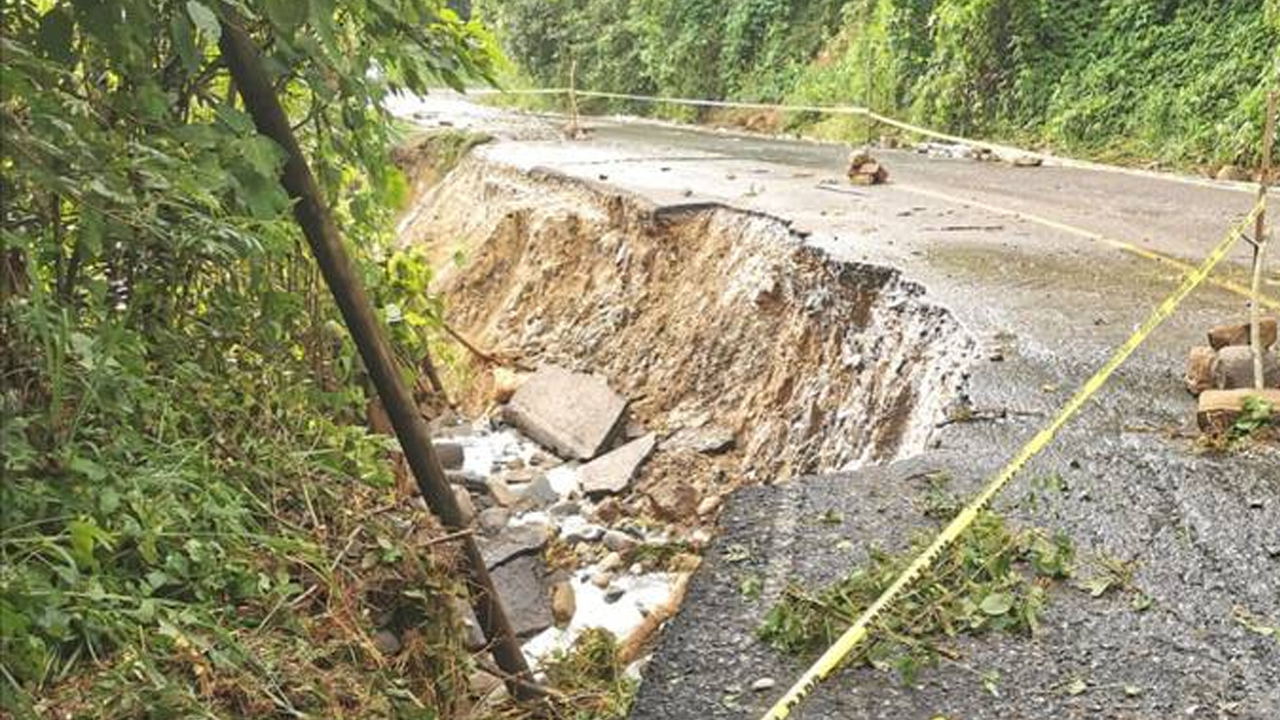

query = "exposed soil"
[400,151,975,501]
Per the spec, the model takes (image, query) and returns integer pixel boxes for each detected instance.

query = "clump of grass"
[758,512,1073,683]
[481,628,635,720]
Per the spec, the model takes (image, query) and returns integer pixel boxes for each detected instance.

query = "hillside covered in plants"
[479,0,1280,167]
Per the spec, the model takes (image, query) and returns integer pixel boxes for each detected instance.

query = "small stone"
[516,473,560,510]
[488,477,520,507]
[603,529,639,553]
[478,507,510,535]
[751,677,776,692]
[593,498,623,524]
[372,629,401,655]
[665,425,735,455]
[433,441,464,470]
[548,499,581,518]
[697,495,722,517]
[598,551,624,572]
[647,481,700,521]
[447,470,489,493]
[592,572,612,589]
[452,486,475,523]
[550,581,575,628]
[604,587,625,604]
[560,516,606,543]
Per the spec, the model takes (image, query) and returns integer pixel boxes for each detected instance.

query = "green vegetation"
[1230,394,1276,441]
[758,512,1073,683]
[483,629,636,720]
[1,1,496,717]
[479,0,1280,168]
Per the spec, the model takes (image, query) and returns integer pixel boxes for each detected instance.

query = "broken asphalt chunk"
[505,365,627,460]
[579,433,657,497]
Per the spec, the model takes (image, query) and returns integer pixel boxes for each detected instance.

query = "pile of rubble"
[1184,317,1280,431]
[401,364,739,700]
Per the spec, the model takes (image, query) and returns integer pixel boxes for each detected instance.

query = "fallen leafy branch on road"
[758,511,1074,684]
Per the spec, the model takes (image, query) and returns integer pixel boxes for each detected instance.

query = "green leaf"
[67,518,112,569]
[264,0,309,32]
[169,12,199,71]
[979,592,1013,616]
[36,7,75,63]
[185,0,220,42]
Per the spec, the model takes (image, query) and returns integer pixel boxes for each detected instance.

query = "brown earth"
[398,152,974,508]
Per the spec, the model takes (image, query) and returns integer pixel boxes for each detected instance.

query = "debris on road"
[1184,317,1280,397]
[1196,388,1280,433]
[1207,317,1277,350]
[846,147,889,185]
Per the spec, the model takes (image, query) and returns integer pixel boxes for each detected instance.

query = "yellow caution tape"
[893,182,1279,311]
[486,87,1275,308]
[760,200,1264,720]
[489,87,1272,196]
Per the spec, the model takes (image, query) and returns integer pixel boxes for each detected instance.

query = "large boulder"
[505,365,627,460]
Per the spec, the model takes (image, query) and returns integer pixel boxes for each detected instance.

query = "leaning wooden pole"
[1252,90,1276,390]
[216,13,538,698]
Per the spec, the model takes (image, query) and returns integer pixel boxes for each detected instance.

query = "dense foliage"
[1,1,495,716]
[480,0,1280,166]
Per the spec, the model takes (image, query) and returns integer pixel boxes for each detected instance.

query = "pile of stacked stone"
[846,147,888,185]
[1185,317,1280,431]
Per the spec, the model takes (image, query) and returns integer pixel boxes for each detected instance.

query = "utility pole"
[215,11,539,699]
[1251,90,1276,390]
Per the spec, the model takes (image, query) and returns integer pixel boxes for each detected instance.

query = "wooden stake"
[568,53,580,137]
[1252,90,1276,390]
[215,12,539,699]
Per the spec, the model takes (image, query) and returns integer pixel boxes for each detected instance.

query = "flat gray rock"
[506,365,627,460]
[479,522,548,569]
[579,433,657,497]
[490,554,554,638]
[664,424,736,455]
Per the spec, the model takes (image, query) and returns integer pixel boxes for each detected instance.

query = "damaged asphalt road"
[578,121,1280,718]
[394,97,1279,718]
